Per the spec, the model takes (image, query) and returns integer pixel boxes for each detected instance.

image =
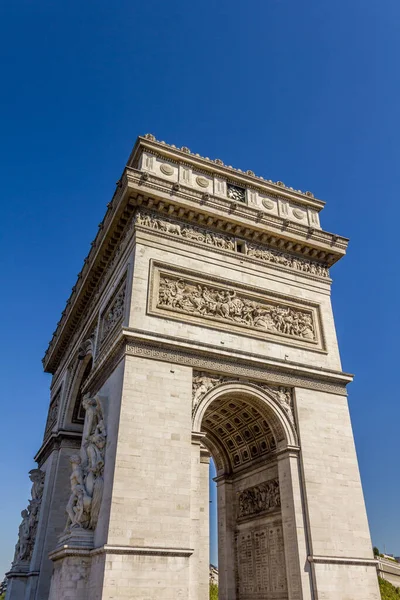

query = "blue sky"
[1,0,400,576]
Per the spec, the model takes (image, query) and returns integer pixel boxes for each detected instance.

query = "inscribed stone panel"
[235,518,287,600]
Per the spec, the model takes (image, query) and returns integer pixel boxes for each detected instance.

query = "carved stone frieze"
[136,210,235,250]
[238,478,281,518]
[44,388,61,438]
[64,395,107,532]
[11,469,45,568]
[135,209,329,278]
[100,278,126,345]
[154,269,319,347]
[247,242,329,277]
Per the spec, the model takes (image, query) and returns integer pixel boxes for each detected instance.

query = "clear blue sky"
[1,0,399,576]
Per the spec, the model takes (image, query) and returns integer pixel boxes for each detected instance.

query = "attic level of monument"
[42,135,348,374]
[131,134,326,208]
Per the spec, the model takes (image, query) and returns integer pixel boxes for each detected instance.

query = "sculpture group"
[65,395,107,531]
[238,478,281,518]
[12,470,45,567]
[158,276,316,340]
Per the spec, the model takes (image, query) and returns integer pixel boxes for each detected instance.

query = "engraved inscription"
[236,523,287,599]
[239,532,254,595]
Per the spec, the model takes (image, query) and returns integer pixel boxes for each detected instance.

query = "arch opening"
[199,387,290,600]
[63,353,93,430]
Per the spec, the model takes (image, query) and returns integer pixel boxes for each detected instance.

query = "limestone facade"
[6,134,380,600]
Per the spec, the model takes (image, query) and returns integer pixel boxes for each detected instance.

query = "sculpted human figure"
[65,454,91,530]
[13,509,31,563]
[192,375,222,412]
[63,396,107,532]
[29,468,45,502]
[82,396,106,472]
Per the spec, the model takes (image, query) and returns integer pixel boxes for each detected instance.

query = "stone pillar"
[199,446,210,600]
[277,448,313,600]
[189,434,203,600]
[28,439,81,600]
[216,477,236,600]
[295,387,380,600]
[189,436,210,600]
[86,356,194,600]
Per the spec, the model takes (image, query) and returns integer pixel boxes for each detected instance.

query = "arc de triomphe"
[6,135,380,600]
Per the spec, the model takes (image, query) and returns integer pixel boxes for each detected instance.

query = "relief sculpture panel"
[238,478,281,519]
[150,263,323,350]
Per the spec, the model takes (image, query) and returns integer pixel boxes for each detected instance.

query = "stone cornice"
[129,134,325,210]
[49,544,194,562]
[84,328,353,398]
[126,169,348,258]
[34,429,82,467]
[42,136,348,375]
[308,555,378,567]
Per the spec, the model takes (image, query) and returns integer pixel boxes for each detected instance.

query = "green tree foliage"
[379,576,400,599]
[374,547,380,556]
[210,582,218,600]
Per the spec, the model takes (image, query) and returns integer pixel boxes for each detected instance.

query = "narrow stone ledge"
[92,545,194,557]
[308,555,378,566]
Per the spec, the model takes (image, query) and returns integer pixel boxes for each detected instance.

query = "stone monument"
[6,134,380,599]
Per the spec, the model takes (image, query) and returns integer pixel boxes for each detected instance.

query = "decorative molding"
[293,208,305,220]
[238,478,280,518]
[43,197,135,373]
[49,544,194,562]
[135,209,329,278]
[34,430,82,468]
[262,199,275,210]
[79,326,350,401]
[141,134,317,200]
[160,163,174,176]
[308,555,378,567]
[92,544,194,557]
[196,176,209,188]
[130,342,343,392]
[150,264,323,350]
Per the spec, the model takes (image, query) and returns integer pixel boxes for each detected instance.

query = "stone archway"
[193,382,303,600]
